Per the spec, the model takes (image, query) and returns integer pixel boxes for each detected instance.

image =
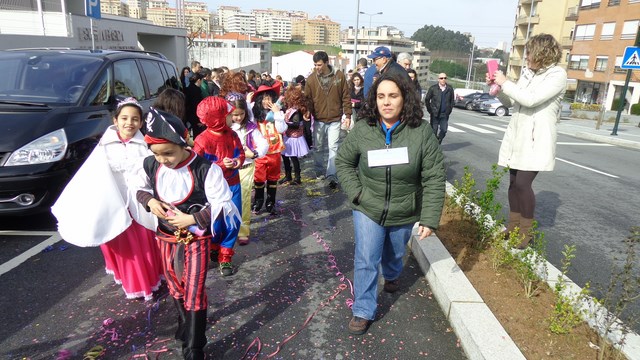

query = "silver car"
[479,98,511,117]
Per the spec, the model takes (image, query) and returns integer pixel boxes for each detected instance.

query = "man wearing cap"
[304,51,351,189]
[363,47,411,97]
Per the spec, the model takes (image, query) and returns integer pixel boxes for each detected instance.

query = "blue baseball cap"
[367,46,392,59]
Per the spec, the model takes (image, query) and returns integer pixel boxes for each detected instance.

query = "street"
[442,108,640,330]
[0,176,465,359]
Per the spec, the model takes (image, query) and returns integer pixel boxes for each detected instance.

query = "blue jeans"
[352,210,413,320]
[312,121,341,181]
[430,113,449,142]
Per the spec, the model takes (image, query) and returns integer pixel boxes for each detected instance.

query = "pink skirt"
[100,221,164,301]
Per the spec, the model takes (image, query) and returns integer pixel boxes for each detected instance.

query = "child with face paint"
[193,96,245,276]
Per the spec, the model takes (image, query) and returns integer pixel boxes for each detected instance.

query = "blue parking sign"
[85,0,101,20]
[621,46,640,70]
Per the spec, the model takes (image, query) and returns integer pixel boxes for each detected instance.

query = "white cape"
[51,144,155,247]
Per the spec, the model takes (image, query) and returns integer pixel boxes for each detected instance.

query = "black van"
[0,49,181,215]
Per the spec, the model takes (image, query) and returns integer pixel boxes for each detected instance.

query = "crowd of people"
[51,34,566,358]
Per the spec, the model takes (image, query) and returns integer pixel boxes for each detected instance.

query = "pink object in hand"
[489,83,501,96]
[487,60,499,80]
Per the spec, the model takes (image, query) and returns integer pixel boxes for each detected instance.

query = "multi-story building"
[508,0,579,81]
[101,0,129,17]
[292,18,340,46]
[217,6,241,32]
[224,13,256,36]
[341,26,430,87]
[128,0,147,19]
[253,9,293,41]
[567,0,640,110]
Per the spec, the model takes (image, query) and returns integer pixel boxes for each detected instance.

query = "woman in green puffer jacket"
[336,72,445,336]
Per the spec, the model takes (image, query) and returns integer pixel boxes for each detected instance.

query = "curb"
[559,130,640,150]
[413,180,640,360]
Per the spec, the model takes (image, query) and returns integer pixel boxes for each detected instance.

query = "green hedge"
[570,103,602,111]
[631,103,640,115]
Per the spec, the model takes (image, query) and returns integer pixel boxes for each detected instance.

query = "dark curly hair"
[358,72,424,128]
[283,86,308,115]
[219,71,249,98]
[251,90,278,121]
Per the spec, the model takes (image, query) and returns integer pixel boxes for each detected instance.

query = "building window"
[614,56,625,72]
[621,20,639,40]
[594,56,608,71]
[600,22,615,40]
[607,0,620,5]
[579,0,601,9]
[569,55,589,70]
[575,24,596,40]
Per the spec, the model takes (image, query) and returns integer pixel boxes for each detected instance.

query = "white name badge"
[367,147,409,167]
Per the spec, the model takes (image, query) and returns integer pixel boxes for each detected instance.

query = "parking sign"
[85,0,101,20]
[621,46,640,70]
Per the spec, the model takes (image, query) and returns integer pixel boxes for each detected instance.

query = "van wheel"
[495,107,507,117]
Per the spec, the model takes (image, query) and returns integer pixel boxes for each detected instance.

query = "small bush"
[570,103,602,112]
[631,103,640,115]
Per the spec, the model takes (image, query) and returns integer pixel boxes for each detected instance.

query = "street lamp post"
[353,0,360,69]
[359,11,383,54]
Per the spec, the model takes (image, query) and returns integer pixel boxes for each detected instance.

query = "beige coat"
[497,65,567,171]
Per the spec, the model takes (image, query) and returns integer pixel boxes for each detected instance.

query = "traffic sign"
[621,46,640,69]
[85,0,101,20]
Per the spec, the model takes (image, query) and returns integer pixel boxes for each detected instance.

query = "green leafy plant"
[512,222,548,298]
[548,244,588,334]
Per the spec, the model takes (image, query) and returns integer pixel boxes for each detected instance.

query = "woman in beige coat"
[490,34,567,249]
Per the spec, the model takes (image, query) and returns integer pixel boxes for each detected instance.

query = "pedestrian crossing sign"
[621,46,640,69]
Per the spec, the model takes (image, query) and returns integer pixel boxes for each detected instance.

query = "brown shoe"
[383,279,399,293]
[348,316,371,335]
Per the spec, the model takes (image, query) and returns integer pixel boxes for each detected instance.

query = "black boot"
[252,182,265,213]
[265,180,278,215]
[173,298,187,343]
[291,158,301,185]
[182,309,208,360]
[279,155,292,184]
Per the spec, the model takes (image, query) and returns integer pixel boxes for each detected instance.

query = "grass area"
[271,42,342,56]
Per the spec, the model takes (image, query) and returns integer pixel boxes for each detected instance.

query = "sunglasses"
[439,77,447,79]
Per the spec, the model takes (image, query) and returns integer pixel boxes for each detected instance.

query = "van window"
[85,67,112,106]
[114,60,144,100]
[140,59,166,98]
[162,63,182,90]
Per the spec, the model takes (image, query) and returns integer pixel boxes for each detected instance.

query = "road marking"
[0,232,62,277]
[447,125,465,133]
[454,123,496,134]
[478,124,507,132]
[556,158,619,178]
[557,142,613,146]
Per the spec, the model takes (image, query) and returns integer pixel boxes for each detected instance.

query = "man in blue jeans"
[304,51,352,189]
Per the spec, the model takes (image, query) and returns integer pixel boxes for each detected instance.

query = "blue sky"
[201,0,519,49]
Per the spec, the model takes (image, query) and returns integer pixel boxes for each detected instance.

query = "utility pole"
[353,0,360,69]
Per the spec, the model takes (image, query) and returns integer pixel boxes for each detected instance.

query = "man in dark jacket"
[424,73,454,144]
[364,46,411,97]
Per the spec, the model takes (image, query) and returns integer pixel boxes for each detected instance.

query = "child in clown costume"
[249,81,288,215]
[193,96,244,276]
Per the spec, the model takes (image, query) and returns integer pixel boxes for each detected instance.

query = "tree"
[411,25,473,54]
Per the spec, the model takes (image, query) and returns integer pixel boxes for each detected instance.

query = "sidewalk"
[557,117,640,150]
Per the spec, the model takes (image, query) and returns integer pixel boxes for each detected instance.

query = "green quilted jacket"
[336,118,445,228]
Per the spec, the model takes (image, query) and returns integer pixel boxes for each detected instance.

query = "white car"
[479,98,511,117]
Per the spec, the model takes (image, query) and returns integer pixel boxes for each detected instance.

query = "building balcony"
[565,6,578,21]
[519,0,541,5]
[561,36,573,49]
[516,15,540,26]
[513,37,527,46]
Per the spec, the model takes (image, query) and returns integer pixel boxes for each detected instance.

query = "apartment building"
[567,0,640,110]
[508,0,579,81]
[291,18,340,46]
[101,0,129,17]
[340,26,430,87]
[253,9,293,42]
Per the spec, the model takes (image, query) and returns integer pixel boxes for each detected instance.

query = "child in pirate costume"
[135,108,240,360]
[249,81,288,215]
[193,96,244,276]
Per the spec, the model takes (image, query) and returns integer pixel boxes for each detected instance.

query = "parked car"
[471,94,497,111]
[479,98,512,117]
[453,92,482,110]
[0,49,181,215]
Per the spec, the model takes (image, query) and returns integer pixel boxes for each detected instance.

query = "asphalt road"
[442,108,640,330]
[0,168,466,359]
